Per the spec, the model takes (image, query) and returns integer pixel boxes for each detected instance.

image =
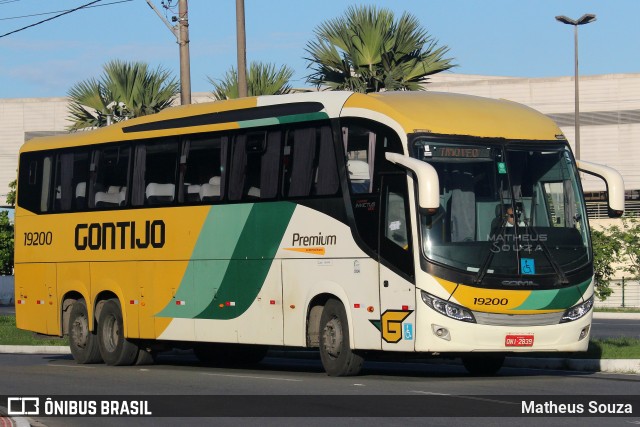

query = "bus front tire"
[319,299,364,376]
[461,354,505,376]
[97,300,138,366]
[68,299,102,364]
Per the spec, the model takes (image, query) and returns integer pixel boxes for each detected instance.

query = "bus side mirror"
[385,153,440,213]
[577,160,625,218]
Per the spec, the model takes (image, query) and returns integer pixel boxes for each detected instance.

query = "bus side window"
[53,151,89,212]
[89,146,131,209]
[180,136,228,203]
[283,124,339,198]
[131,140,178,207]
[18,152,53,213]
[229,130,281,201]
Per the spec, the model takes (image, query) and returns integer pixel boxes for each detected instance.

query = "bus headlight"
[561,295,594,323]
[421,291,476,323]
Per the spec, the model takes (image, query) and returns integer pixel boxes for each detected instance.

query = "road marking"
[49,364,95,369]
[410,391,518,405]
[202,372,302,382]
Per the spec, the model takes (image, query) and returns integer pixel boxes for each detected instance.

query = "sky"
[0,0,639,99]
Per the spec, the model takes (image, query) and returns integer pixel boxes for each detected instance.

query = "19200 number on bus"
[473,297,508,306]
[24,231,53,246]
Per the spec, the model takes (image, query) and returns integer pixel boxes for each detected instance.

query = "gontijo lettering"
[75,220,165,250]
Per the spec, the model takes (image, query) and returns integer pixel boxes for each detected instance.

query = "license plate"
[505,334,534,347]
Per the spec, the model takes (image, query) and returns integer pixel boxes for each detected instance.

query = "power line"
[0,0,104,39]
[0,0,132,22]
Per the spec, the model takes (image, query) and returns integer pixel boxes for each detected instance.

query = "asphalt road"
[1,353,639,427]
[590,318,640,339]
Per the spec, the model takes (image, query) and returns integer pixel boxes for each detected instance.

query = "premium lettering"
[292,232,336,247]
[75,220,165,250]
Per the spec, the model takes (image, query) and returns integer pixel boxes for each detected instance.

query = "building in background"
[1,73,638,209]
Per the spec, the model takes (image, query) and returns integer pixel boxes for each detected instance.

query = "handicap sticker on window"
[521,258,535,275]
[403,323,413,340]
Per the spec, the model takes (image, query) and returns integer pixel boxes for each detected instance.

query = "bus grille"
[473,311,564,326]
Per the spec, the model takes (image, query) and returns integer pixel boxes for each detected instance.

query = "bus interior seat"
[95,188,125,208]
[146,183,175,205]
[75,182,86,208]
[347,159,370,193]
[186,184,201,202]
[199,176,220,202]
[247,186,261,198]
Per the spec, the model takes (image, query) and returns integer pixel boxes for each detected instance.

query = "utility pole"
[145,0,192,105]
[178,0,191,105]
[236,0,248,98]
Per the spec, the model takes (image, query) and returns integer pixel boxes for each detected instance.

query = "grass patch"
[0,315,68,346]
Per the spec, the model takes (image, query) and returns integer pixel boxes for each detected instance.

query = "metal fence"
[595,278,640,308]
[586,200,640,220]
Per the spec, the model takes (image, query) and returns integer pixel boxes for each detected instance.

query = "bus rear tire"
[68,299,102,364]
[319,299,364,376]
[461,354,505,376]
[97,300,138,366]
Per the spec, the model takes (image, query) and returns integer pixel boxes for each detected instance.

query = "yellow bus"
[14,91,624,376]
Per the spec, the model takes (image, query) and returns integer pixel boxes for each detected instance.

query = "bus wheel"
[68,299,102,364]
[461,354,505,376]
[319,299,364,376]
[97,300,138,366]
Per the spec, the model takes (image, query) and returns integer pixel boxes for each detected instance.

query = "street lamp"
[555,14,596,160]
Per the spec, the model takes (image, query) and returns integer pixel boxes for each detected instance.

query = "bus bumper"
[414,301,592,353]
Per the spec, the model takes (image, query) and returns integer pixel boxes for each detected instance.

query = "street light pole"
[145,0,192,105]
[236,0,248,98]
[555,14,596,160]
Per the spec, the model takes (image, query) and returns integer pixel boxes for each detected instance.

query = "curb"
[0,345,638,374]
[504,357,640,373]
[593,312,640,320]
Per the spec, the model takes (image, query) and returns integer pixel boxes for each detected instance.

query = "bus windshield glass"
[412,138,590,278]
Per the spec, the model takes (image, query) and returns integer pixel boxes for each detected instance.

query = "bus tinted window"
[283,125,339,198]
[229,130,281,201]
[181,136,228,203]
[88,146,130,209]
[54,151,89,211]
[18,152,53,213]
[132,140,178,206]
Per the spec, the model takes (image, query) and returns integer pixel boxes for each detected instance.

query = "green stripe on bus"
[156,204,253,318]
[195,202,296,320]
[514,279,591,311]
[237,112,329,129]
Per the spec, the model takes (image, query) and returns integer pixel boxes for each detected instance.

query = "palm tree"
[67,60,179,131]
[208,62,294,100]
[306,5,456,92]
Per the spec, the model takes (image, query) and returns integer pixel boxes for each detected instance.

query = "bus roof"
[343,91,563,141]
[20,91,563,153]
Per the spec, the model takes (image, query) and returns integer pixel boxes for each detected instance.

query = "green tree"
[0,211,13,275]
[208,62,294,100]
[306,5,455,92]
[590,228,621,300]
[6,178,16,207]
[608,217,640,279]
[67,60,179,131]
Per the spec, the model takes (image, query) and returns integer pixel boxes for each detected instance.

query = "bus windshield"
[412,138,590,279]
